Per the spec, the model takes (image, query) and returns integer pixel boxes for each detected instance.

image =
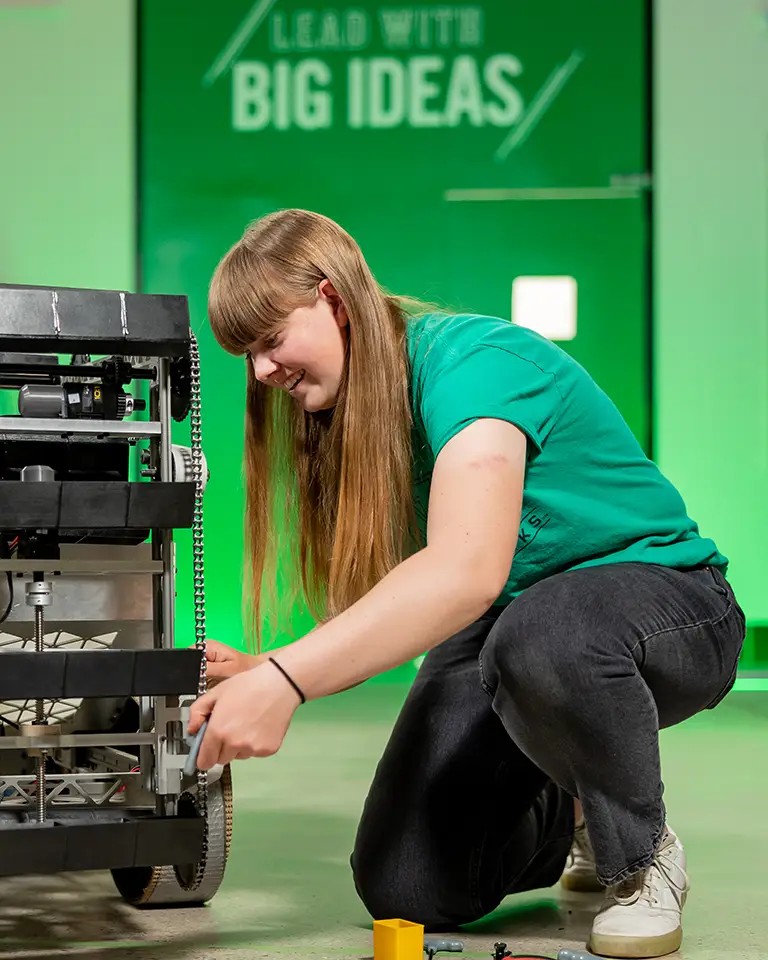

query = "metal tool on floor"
[424,937,464,959]
[489,949,599,960]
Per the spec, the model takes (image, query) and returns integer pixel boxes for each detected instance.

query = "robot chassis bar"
[0,284,232,906]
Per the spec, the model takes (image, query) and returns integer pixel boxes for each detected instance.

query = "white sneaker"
[588,827,689,959]
[561,820,603,892]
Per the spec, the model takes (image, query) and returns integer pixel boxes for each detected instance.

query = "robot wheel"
[111,764,233,907]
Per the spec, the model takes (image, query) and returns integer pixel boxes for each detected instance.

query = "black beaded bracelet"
[268,657,306,704]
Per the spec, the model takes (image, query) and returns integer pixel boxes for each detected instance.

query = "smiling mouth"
[286,371,305,392]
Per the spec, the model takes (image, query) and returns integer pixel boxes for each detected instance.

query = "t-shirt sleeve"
[413,328,563,460]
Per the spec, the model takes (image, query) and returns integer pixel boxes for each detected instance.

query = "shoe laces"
[609,835,685,909]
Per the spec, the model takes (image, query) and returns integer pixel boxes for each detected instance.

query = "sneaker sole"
[588,926,682,959]
[561,872,604,893]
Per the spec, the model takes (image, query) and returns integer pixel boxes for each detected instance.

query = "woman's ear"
[319,278,348,328]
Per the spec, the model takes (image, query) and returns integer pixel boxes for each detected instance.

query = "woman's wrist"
[266,656,306,704]
[244,651,268,671]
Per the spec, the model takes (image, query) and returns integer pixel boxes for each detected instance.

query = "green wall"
[654,0,768,655]
[0,0,134,291]
[1,0,764,671]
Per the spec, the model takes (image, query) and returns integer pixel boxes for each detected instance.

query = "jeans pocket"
[707,567,746,622]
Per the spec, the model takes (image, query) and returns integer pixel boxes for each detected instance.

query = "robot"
[0,283,231,905]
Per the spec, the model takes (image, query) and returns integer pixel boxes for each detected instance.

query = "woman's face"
[247,280,348,413]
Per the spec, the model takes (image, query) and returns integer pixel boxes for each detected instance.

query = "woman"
[188,209,745,959]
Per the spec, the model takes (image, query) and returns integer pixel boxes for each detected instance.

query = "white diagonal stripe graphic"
[495,49,584,163]
[203,0,280,88]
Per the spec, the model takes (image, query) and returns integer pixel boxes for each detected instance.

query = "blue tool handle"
[557,950,601,960]
[183,719,208,777]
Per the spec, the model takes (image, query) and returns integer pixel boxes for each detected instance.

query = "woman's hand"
[188,660,301,769]
[204,639,266,686]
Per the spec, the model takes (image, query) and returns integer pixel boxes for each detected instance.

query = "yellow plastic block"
[373,918,424,960]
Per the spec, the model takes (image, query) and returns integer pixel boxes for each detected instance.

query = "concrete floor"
[0,687,765,960]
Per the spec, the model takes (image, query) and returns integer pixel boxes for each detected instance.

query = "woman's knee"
[351,841,479,929]
[481,571,617,701]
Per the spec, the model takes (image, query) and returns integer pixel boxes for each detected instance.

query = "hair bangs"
[208,242,296,355]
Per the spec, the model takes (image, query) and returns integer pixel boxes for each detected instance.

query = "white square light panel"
[511,276,577,341]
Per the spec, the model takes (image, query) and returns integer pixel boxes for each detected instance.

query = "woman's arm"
[189,418,526,767]
[277,418,526,698]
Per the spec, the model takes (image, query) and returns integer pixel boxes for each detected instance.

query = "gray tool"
[424,939,464,959]
[183,719,208,777]
[557,950,601,960]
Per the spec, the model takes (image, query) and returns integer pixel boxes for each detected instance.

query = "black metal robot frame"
[0,284,232,906]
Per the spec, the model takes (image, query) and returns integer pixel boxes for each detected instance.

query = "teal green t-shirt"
[408,313,727,603]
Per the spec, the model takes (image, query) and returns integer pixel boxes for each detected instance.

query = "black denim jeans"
[351,562,746,929]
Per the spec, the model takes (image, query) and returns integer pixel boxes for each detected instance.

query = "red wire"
[117,766,141,794]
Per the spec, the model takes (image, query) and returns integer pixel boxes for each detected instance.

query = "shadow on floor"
[0,805,599,959]
[0,872,144,946]
[461,889,599,947]
[0,808,366,956]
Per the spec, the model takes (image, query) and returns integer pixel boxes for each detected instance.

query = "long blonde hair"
[208,209,419,646]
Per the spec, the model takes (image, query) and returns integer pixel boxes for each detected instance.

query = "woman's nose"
[251,353,279,383]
